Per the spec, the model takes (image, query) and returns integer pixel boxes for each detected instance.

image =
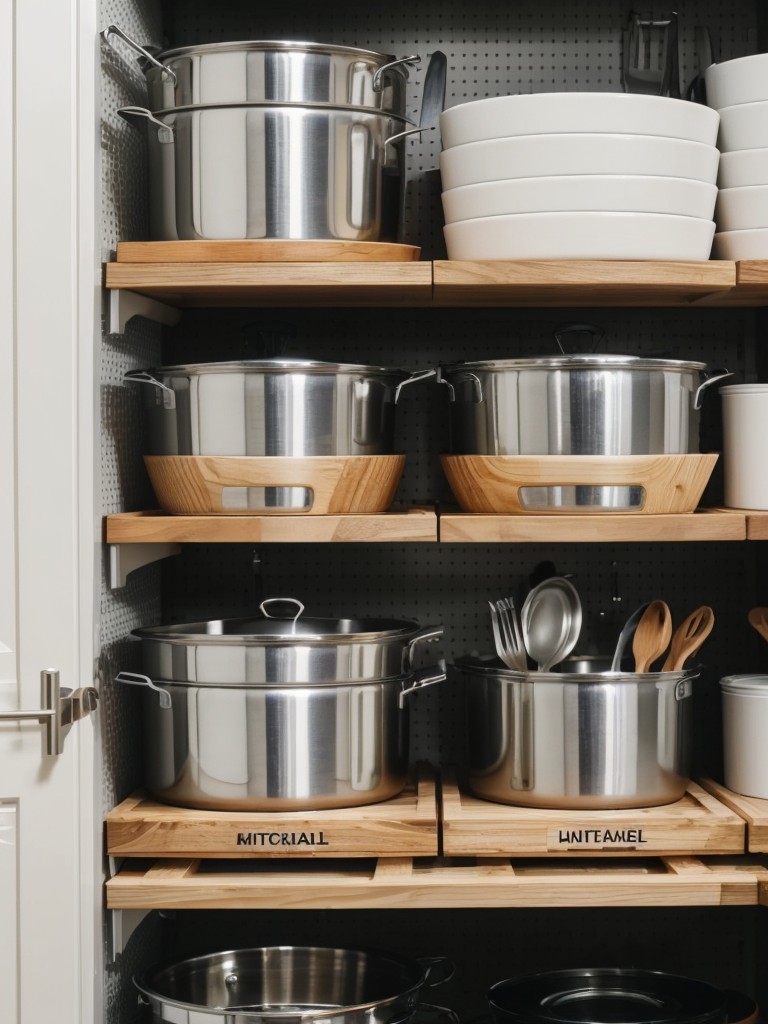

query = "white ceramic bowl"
[439,134,721,190]
[712,228,768,259]
[718,148,768,188]
[717,100,768,152]
[705,52,768,111]
[440,92,720,148]
[715,185,768,231]
[443,211,716,260]
[441,174,718,224]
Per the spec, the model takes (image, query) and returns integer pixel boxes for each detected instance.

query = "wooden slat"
[105,855,757,910]
[438,510,746,543]
[106,770,439,859]
[104,262,433,307]
[744,512,768,540]
[115,241,422,264]
[700,779,768,852]
[441,777,745,857]
[432,260,736,307]
[104,508,438,544]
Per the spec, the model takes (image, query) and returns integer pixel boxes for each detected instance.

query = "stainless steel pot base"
[518,485,645,511]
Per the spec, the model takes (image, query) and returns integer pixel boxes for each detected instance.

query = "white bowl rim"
[441,173,718,196]
[706,52,768,72]
[445,210,716,229]
[440,132,719,154]
[714,227,768,238]
[718,97,768,114]
[716,183,768,195]
[440,91,719,110]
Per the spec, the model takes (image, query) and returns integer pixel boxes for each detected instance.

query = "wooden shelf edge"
[104,855,759,910]
[104,508,438,543]
[700,778,768,852]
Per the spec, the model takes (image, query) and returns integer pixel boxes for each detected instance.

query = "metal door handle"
[0,670,99,755]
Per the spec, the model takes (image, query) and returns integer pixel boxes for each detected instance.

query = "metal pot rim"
[153,40,399,63]
[133,616,426,644]
[153,101,413,123]
[134,358,410,377]
[455,656,699,683]
[441,354,708,372]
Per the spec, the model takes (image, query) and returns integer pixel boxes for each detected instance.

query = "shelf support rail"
[109,542,181,589]
[106,288,181,336]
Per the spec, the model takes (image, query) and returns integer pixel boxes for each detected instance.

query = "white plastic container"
[720,383,768,508]
[720,674,768,799]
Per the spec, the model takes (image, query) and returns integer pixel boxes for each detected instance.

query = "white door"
[0,1,99,1022]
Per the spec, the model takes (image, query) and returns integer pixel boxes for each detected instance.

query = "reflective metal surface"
[459,655,695,809]
[135,946,449,1024]
[121,668,445,810]
[125,360,419,458]
[103,28,415,115]
[131,607,444,683]
[119,103,410,241]
[438,355,729,457]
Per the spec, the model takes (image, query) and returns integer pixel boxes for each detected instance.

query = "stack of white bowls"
[438,92,721,260]
[706,54,768,258]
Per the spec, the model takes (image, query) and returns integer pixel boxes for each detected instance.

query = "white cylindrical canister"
[720,674,768,798]
[721,383,768,508]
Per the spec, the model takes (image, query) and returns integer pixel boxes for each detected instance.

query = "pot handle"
[403,624,444,670]
[436,368,483,403]
[117,105,175,145]
[394,368,437,403]
[259,597,305,623]
[372,54,421,90]
[101,24,177,85]
[693,367,732,410]
[123,369,177,408]
[416,957,456,987]
[114,671,171,709]
[399,660,447,709]
[386,126,433,147]
[553,321,605,354]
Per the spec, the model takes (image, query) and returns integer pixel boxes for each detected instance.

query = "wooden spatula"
[661,606,714,671]
[632,600,672,672]
[748,606,768,644]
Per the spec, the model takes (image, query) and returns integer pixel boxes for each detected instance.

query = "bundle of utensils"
[490,582,714,673]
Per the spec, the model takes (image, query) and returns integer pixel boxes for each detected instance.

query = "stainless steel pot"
[488,969,727,1024]
[135,946,454,1024]
[125,360,434,458]
[437,355,730,456]
[103,27,418,116]
[458,654,696,809]
[116,600,446,809]
[118,103,420,241]
[127,599,445,683]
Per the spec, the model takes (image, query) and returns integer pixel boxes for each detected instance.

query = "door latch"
[0,670,99,755]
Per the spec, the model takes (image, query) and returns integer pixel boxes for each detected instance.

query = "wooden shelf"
[105,508,438,544]
[106,771,439,860]
[105,257,768,309]
[700,779,768,852]
[438,509,746,543]
[442,778,746,858]
[745,511,768,540]
[105,508,748,546]
[105,854,759,910]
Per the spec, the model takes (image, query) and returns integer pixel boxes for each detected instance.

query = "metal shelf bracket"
[107,288,181,335]
[106,907,152,963]
[109,543,181,589]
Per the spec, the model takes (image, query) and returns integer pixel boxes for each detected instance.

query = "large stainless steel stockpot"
[125,360,433,458]
[458,655,696,809]
[438,355,730,456]
[128,599,444,683]
[116,600,445,809]
[118,103,416,241]
[103,27,418,116]
[135,946,454,1024]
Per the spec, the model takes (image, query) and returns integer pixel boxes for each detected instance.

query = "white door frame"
[1,0,100,1021]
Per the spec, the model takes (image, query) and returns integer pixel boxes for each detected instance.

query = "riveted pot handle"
[394,368,437,403]
[115,671,171,709]
[101,24,178,85]
[693,367,732,410]
[117,105,175,145]
[553,322,605,354]
[123,369,176,409]
[386,126,433,147]
[260,597,305,623]
[403,625,444,671]
[399,661,447,709]
[372,54,421,90]
[416,957,456,987]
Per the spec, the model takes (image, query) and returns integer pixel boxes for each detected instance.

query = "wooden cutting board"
[115,240,421,263]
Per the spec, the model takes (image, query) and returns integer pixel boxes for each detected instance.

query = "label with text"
[235,830,331,848]
[547,826,650,850]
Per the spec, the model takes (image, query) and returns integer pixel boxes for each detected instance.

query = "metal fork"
[489,598,527,671]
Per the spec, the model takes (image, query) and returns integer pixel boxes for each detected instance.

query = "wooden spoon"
[661,605,715,671]
[632,600,672,673]
[748,606,768,645]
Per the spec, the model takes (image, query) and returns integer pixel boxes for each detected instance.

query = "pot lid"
[133,358,410,378]
[153,39,398,63]
[720,673,768,694]
[153,102,413,123]
[720,383,768,394]
[441,354,708,372]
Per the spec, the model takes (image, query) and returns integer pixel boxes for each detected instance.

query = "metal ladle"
[520,576,582,672]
